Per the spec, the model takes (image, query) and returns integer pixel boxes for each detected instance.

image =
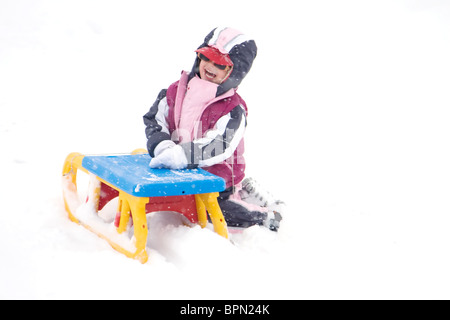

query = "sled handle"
[62,153,87,224]
[62,152,87,185]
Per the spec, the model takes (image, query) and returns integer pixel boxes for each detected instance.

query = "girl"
[144,27,282,231]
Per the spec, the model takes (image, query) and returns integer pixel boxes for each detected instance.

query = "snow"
[2,0,450,299]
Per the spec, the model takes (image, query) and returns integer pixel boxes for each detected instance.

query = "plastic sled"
[62,149,228,263]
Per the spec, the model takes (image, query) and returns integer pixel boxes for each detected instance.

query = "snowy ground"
[1,0,450,299]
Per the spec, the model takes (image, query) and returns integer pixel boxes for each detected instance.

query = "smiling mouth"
[204,69,216,79]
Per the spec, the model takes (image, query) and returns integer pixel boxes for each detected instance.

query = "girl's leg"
[217,185,269,228]
[217,197,268,228]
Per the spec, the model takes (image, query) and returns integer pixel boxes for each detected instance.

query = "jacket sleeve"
[143,89,171,157]
[180,104,247,169]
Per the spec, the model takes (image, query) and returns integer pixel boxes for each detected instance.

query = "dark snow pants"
[217,187,268,228]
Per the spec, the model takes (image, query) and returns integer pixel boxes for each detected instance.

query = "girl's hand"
[149,144,188,170]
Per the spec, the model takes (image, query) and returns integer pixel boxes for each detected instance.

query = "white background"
[1,0,450,299]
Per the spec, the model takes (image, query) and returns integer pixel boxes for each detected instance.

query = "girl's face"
[198,57,232,85]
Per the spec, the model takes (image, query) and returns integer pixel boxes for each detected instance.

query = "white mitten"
[149,144,188,170]
[153,140,176,157]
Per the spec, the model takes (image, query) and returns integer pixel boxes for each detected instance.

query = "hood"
[190,27,257,97]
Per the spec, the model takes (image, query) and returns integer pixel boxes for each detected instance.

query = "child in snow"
[144,27,283,231]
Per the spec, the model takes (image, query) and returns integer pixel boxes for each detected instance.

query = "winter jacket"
[144,27,257,188]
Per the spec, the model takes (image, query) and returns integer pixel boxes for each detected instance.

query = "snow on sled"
[62,149,228,263]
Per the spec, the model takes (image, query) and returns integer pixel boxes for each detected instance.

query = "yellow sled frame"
[62,150,228,264]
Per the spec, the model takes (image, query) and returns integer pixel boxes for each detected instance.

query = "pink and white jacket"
[144,27,257,188]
